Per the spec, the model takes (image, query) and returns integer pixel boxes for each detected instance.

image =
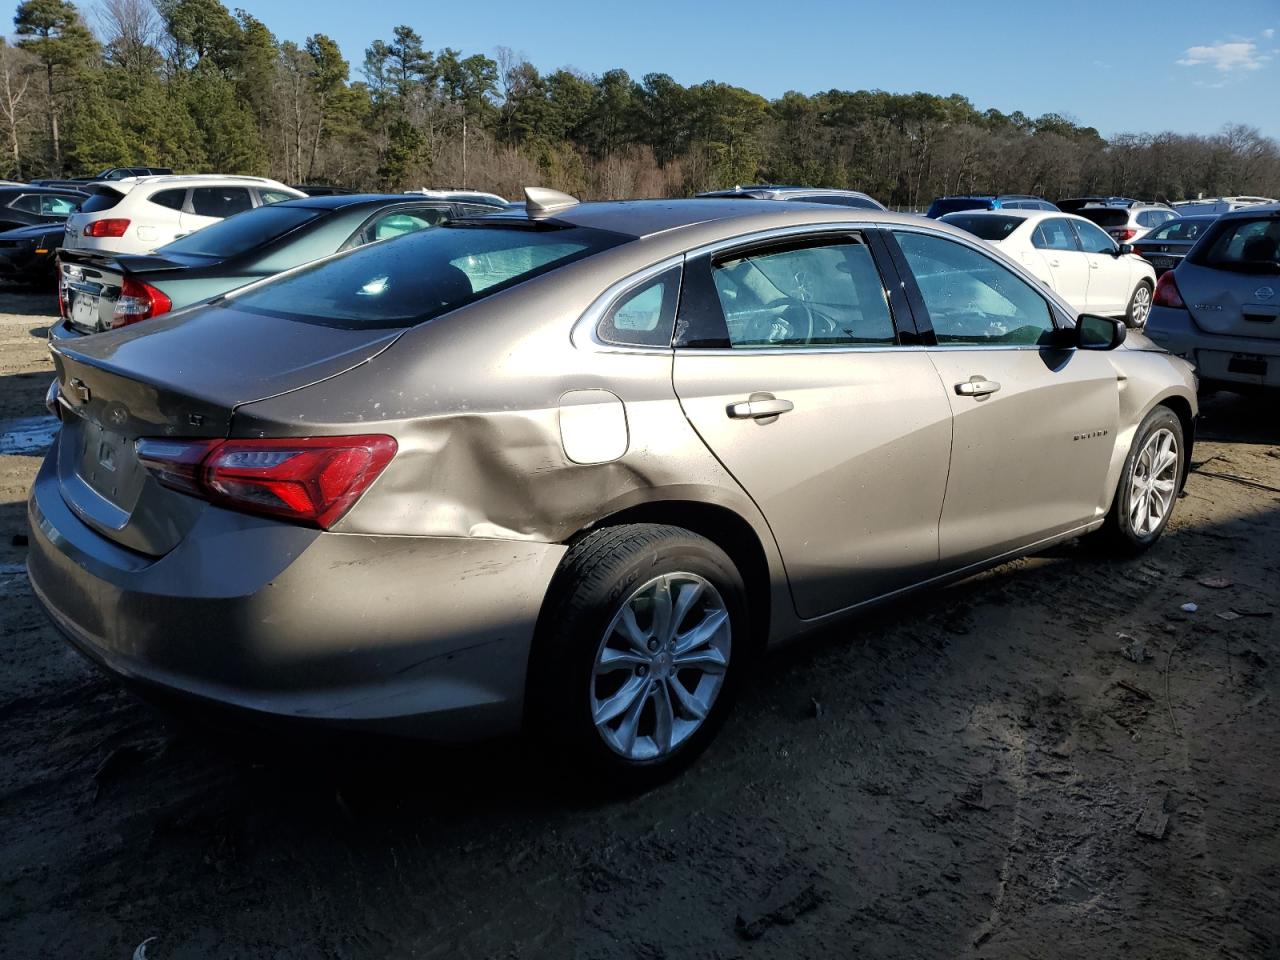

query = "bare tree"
[0,42,35,179]
[95,0,161,73]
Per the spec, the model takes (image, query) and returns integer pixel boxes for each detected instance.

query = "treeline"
[3,0,1279,205]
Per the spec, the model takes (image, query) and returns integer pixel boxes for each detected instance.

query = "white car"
[941,209,1158,327]
[62,175,305,255]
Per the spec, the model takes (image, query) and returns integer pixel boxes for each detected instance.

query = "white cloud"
[1264,28,1275,40]
[1176,40,1269,72]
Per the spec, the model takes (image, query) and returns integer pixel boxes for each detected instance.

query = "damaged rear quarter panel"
[229,254,771,546]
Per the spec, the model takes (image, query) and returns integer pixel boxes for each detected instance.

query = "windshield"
[1196,217,1280,274]
[927,198,991,217]
[1075,208,1129,228]
[160,206,322,258]
[227,223,629,328]
[941,214,1023,241]
[1145,218,1210,243]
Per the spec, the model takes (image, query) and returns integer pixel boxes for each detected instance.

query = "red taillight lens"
[1110,228,1138,242]
[1152,271,1185,309]
[83,218,130,238]
[112,276,172,327]
[56,263,67,318]
[136,435,398,529]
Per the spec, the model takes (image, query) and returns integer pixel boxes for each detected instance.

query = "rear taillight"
[1153,271,1185,309]
[112,276,172,327]
[56,265,67,318]
[136,435,398,529]
[83,218,130,238]
[1110,228,1138,242]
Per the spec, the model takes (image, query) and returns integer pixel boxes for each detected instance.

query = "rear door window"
[893,230,1055,345]
[43,194,81,215]
[258,189,297,205]
[148,189,187,211]
[191,187,253,218]
[1033,218,1080,251]
[706,238,896,348]
[597,267,681,347]
[7,193,42,213]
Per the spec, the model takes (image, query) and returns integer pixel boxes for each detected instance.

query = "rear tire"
[1096,405,1183,554]
[528,524,747,791]
[1125,280,1154,328]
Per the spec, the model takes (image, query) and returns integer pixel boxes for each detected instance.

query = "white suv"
[62,175,305,254]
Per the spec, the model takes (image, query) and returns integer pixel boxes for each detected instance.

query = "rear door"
[1032,217,1089,309]
[887,227,1121,568]
[1070,218,1130,313]
[672,229,953,619]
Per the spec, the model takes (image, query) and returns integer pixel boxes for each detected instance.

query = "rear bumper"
[1144,306,1280,388]
[26,449,566,739]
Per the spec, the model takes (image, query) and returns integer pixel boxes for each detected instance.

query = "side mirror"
[1077,313,1126,350]
[1113,243,1134,256]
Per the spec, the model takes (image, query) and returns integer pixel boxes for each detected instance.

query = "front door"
[1071,218,1131,314]
[672,231,953,619]
[888,228,1122,568]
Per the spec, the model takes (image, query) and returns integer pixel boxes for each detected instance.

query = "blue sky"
[245,0,1280,137]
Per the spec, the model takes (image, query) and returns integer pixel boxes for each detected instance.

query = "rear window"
[927,198,992,217]
[1146,218,1210,242]
[1075,207,1129,228]
[227,223,629,328]
[80,191,124,213]
[941,214,1023,241]
[160,205,322,258]
[1195,217,1280,274]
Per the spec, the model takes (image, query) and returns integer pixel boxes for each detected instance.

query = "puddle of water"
[0,415,58,455]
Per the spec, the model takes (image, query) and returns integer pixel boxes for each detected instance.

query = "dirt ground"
[1,290,1278,959]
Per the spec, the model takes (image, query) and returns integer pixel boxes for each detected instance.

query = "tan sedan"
[29,190,1197,786]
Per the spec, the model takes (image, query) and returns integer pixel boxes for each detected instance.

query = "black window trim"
[880,226,1075,347]
[674,228,912,351]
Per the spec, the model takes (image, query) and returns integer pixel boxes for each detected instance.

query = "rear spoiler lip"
[57,246,187,276]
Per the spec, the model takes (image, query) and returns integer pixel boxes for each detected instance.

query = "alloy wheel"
[1129,427,1178,536]
[590,572,731,761]
[1131,284,1152,326]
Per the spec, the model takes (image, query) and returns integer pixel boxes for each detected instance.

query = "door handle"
[1089,261,1100,269]
[727,395,794,420]
[1048,259,1061,267]
[955,376,1001,399]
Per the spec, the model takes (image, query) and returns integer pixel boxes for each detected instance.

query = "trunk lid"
[59,249,200,333]
[50,303,402,555]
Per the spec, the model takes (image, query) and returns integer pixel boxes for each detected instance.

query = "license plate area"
[70,289,101,333]
[1228,355,1268,376]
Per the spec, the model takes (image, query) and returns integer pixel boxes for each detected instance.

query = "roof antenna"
[524,187,579,218]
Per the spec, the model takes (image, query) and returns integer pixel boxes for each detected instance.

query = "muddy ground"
[1,291,1277,959]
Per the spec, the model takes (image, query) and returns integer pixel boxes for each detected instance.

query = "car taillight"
[1110,228,1138,242]
[112,276,172,327]
[135,435,398,529]
[83,218,130,238]
[1152,271,1184,309]
[56,263,67,317]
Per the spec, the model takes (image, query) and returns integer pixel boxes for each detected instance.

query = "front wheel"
[529,524,747,789]
[1125,280,1154,328]
[1097,405,1184,554]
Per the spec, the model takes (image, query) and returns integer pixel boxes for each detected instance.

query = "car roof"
[1218,202,1280,219]
[697,185,876,199]
[477,198,932,243]
[98,175,300,194]
[274,193,454,211]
